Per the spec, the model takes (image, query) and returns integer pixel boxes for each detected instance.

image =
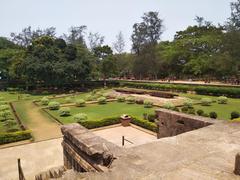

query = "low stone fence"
[155,108,217,138]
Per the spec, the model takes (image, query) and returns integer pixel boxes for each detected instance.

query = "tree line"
[0,0,240,87]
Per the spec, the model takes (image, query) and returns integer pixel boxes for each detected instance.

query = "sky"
[0,0,233,51]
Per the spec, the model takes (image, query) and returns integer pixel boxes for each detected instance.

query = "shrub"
[59,107,71,117]
[187,108,195,115]
[209,112,217,119]
[202,113,209,117]
[65,97,74,103]
[3,120,17,128]
[0,105,10,111]
[96,91,103,97]
[0,101,7,105]
[231,111,240,120]
[0,110,11,121]
[143,113,148,120]
[102,92,110,98]
[126,96,135,104]
[117,96,125,102]
[147,114,156,122]
[181,106,189,113]
[97,97,107,104]
[131,117,157,132]
[41,90,49,95]
[41,97,49,106]
[135,99,144,104]
[74,113,88,122]
[75,99,86,107]
[85,95,94,101]
[201,98,212,106]
[79,117,121,129]
[217,96,228,104]
[197,109,204,116]
[163,102,175,110]
[143,100,153,108]
[172,107,180,112]
[183,98,193,108]
[0,97,4,101]
[0,130,32,145]
[48,101,60,110]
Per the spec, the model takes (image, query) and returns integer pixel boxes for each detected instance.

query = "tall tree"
[113,31,125,54]
[63,26,87,45]
[88,32,104,50]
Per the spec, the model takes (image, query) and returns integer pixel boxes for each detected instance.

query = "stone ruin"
[155,108,214,138]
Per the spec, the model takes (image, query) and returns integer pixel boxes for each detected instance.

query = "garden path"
[22,101,62,141]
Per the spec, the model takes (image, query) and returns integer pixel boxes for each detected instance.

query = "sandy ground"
[0,138,63,180]
[93,126,157,148]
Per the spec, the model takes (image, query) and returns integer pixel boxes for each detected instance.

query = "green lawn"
[47,102,155,124]
[0,91,46,102]
[178,93,240,120]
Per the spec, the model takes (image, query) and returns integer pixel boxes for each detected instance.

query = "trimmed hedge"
[78,117,121,129]
[120,82,240,97]
[131,117,158,132]
[0,130,32,145]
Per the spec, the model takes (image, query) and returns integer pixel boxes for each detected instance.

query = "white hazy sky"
[0,0,233,51]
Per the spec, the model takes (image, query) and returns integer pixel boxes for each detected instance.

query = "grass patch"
[46,101,155,124]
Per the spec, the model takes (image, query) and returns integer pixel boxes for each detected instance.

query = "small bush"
[0,105,10,111]
[85,95,94,101]
[209,112,217,119]
[197,109,204,116]
[202,113,209,117]
[143,100,153,108]
[163,102,175,110]
[143,113,148,120]
[183,98,193,108]
[217,96,228,104]
[147,114,156,122]
[79,117,120,129]
[0,101,7,105]
[74,113,88,122]
[231,111,240,120]
[201,98,212,106]
[135,99,144,104]
[48,101,60,110]
[117,96,125,102]
[97,97,107,104]
[181,106,189,113]
[75,99,86,107]
[41,97,49,106]
[187,108,195,115]
[59,107,71,117]
[0,110,11,121]
[65,97,74,103]
[172,107,180,112]
[126,96,135,104]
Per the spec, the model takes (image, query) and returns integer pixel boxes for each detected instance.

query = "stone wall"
[155,108,215,138]
[61,123,120,173]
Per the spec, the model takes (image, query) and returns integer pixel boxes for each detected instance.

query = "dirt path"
[23,102,62,141]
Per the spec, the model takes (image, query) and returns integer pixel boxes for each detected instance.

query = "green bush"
[41,97,49,106]
[59,107,71,117]
[135,99,144,104]
[147,114,156,122]
[183,98,193,108]
[0,97,4,101]
[209,112,217,119]
[74,113,88,122]
[143,100,153,108]
[201,98,212,106]
[97,97,107,104]
[0,110,11,121]
[187,108,195,115]
[202,113,209,117]
[85,95,94,101]
[75,99,86,107]
[79,117,121,129]
[126,96,135,104]
[231,111,240,120]
[197,109,204,116]
[163,102,175,110]
[65,97,74,103]
[172,107,180,112]
[48,101,60,110]
[0,101,7,105]
[181,106,189,113]
[0,130,32,145]
[131,117,157,132]
[117,96,125,102]
[0,105,10,111]
[217,96,228,104]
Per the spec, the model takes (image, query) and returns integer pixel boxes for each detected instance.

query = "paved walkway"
[0,138,63,180]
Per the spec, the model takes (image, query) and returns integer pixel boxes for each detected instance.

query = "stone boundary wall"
[155,108,217,138]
